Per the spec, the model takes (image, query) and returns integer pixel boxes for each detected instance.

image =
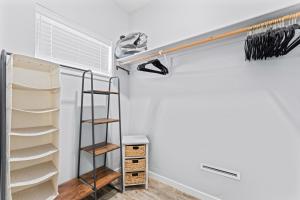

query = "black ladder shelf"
[77,70,123,200]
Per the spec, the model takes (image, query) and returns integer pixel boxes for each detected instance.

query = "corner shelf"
[12,181,58,200]
[10,161,58,188]
[10,144,58,162]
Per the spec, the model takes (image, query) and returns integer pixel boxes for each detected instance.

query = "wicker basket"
[125,158,146,172]
[125,172,145,185]
[125,145,145,157]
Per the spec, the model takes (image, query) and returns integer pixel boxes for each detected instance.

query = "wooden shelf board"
[84,90,118,95]
[10,144,58,162]
[125,183,146,187]
[10,161,58,188]
[12,107,59,114]
[12,180,58,200]
[13,83,60,92]
[81,142,120,156]
[57,167,121,200]
[82,118,119,125]
[10,126,58,137]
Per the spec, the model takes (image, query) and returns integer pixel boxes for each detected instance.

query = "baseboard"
[149,171,222,200]
[114,167,221,200]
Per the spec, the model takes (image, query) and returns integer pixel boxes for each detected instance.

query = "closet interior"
[1,2,300,200]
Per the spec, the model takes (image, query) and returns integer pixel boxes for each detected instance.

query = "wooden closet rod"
[119,11,300,65]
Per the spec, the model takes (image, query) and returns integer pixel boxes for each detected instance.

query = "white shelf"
[10,144,58,162]
[7,54,60,199]
[12,54,58,72]
[10,161,58,188]
[10,126,58,137]
[12,107,59,114]
[13,83,60,92]
[12,181,58,200]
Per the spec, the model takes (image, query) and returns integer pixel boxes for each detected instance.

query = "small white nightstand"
[122,135,149,191]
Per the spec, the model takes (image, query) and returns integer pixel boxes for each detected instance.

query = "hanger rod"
[118,11,300,66]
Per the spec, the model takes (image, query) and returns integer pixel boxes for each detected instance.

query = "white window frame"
[35,7,113,77]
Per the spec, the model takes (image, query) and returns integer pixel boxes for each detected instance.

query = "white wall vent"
[201,163,241,180]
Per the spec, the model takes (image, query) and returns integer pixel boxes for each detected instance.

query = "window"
[35,13,112,76]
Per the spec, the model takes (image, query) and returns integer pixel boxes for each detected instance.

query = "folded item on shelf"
[115,32,148,58]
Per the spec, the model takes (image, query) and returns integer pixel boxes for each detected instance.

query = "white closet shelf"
[10,144,58,162]
[12,83,60,92]
[12,181,58,200]
[10,126,58,137]
[10,161,58,188]
[12,107,59,114]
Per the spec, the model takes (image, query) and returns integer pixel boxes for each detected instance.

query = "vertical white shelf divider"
[7,54,60,200]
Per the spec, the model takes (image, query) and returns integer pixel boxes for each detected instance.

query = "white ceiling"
[113,0,151,13]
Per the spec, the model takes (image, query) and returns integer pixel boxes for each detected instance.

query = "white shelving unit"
[7,54,60,200]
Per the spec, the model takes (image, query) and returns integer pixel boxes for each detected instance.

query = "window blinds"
[35,13,112,75]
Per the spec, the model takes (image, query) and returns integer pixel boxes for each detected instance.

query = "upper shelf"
[116,5,300,66]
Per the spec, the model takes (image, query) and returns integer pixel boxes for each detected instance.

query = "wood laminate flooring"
[88,178,200,200]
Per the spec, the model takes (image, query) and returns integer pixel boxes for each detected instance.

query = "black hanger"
[244,23,300,61]
[282,24,300,55]
[137,59,169,75]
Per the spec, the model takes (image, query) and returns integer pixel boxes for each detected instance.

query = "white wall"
[129,0,300,48]
[0,0,130,183]
[0,0,128,55]
[128,1,300,200]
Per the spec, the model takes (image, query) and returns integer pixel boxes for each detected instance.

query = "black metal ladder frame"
[77,70,123,200]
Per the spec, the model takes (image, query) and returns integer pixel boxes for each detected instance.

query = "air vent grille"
[201,163,240,180]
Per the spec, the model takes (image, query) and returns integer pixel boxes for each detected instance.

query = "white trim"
[149,171,222,200]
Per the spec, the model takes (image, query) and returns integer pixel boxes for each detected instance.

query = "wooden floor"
[88,178,200,200]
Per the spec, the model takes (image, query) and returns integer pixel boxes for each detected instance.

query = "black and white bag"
[115,32,148,58]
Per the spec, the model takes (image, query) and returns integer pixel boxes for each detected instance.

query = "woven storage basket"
[125,158,146,172]
[125,172,145,185]
[125,145,145,157]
